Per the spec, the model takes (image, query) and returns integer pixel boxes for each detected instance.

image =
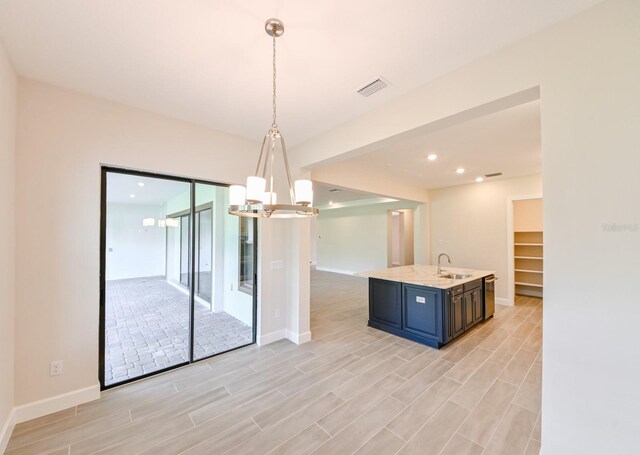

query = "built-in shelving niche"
[514,230,543,297]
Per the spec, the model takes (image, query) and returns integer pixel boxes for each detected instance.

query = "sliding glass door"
[192,183,256,360]
[100,168,257,389]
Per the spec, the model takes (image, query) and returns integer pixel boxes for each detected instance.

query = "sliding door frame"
[99,166,258,390]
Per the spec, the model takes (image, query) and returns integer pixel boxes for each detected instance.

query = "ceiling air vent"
[357,77,389,97]
[484,172,503,178]
[328,188,342,193]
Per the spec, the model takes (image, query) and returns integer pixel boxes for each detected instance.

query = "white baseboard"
[315,267,363,276]
[258,329,288,346]
[496,297,512,307]
[287,330,312,345]
[258,329,312,346]
[13,384,100,424]
[0,408,16,454]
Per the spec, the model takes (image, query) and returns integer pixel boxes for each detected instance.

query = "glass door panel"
[180,215,190,287]
[103,171,191,387]
[196,208,213,303]
[192,183,255,360]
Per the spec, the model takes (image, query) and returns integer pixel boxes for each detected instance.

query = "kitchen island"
[358,265,495,349]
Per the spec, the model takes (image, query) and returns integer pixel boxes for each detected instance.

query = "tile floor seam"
[531,409,542,443]
[251,416,264,431]
[392,390,461,452]
[436,374,508,455]
[523,408,541,450]
[327,394,408,455]
[315,422,332,439]
[385,424,408,442]
[476,392,521,451]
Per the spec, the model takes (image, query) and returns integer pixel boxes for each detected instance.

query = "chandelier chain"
[272,36,277,128]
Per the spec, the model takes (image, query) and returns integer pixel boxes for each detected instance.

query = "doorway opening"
[387,209,414,267]
[508,196,543,302]
[99,167,257,389]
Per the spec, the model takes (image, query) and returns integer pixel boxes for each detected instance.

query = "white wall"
[105,203,166,280]
[0,40,16,452]
[310,216,318,266]
[222,189,254,326]
[294,1,640,452]
[14,79,300,416]
[413,203,430,265]
[429,175,542,303]
[317,201,418,274]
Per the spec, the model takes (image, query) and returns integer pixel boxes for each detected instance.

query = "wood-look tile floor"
[7,271,542,455]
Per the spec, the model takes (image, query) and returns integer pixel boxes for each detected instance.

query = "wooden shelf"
[514,231,543,244]
[515,228,543,293]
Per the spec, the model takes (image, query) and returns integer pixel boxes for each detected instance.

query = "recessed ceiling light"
[475,177,484,183]
[138,182,145,187]
[329,201,334,205]
[129,194,135,198]
[456,168,465,174]
[427,154,438,161]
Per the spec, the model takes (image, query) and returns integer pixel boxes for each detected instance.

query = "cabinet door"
[402,285,442,341]
[464,290,475,328]
[472,287,483,324]
[451,293,465,338]
[369,279,402,329]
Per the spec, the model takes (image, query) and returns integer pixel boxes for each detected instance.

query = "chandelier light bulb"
[229,185,247,205]
[246,176,266,203]
[294,180,313,205]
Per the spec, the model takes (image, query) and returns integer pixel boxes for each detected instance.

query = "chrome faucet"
[437,253,451,275]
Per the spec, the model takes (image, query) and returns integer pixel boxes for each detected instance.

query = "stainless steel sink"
[438,273,471,280]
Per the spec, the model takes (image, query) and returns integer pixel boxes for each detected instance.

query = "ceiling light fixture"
[229,19,318,219]
[456,168,465,174]
[129,194,135,198]
[427,154,438,161]
[475,177,484,183]
[165,218,180,228]
[138,182,145,187]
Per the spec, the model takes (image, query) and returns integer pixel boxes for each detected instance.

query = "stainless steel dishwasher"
[484,275,497,319]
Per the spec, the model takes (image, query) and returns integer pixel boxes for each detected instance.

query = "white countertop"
[357,264,494,290]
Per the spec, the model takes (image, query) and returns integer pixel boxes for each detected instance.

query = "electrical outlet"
[275,309,281,318]
[50,360,63,376]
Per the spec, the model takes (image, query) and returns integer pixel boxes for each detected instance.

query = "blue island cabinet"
[368,278,402,330]
[368,277,485,348]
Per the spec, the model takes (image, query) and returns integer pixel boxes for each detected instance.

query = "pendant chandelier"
[228,18,319,219]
